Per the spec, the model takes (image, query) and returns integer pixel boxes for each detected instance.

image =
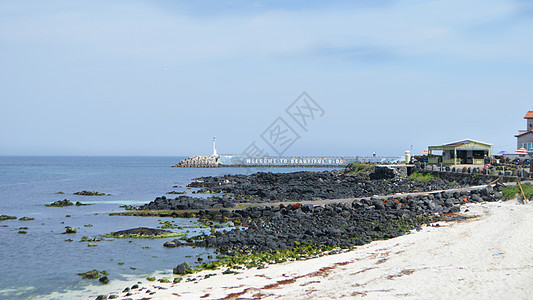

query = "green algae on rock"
[104,227,185,239]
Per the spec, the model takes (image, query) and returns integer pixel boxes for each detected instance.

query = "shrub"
[344,162,374,174]
[409,171,434,182]
[502,184,533,200]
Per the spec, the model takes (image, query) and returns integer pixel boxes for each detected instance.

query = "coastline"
[88,200,533,299]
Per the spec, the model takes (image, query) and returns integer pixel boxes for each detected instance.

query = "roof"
[428,139,493,150]
[440,139,493,147]
[525,111,533,119]
[515,129,533,137]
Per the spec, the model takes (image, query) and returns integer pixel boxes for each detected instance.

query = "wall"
[517,133,533,150]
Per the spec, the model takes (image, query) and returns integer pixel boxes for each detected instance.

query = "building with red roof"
[515,111,533,151]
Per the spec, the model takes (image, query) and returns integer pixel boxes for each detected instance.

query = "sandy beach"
[87,199,533,299]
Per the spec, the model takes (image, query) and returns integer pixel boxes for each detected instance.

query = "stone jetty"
[172,155,220,168]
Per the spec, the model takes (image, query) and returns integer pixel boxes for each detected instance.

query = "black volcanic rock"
[168,185,503,254]
[138,196,235,211]
[186,171,468,202]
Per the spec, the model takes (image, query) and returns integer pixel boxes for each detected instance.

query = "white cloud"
[2,0,531,67]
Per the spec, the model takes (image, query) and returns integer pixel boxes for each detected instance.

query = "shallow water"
[0,156,337,299]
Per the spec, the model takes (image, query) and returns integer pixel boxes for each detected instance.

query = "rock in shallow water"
[173,262,192,275]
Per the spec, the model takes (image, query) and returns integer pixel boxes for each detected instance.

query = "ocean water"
[0,156,337,299]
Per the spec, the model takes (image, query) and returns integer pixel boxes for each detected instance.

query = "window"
[473,150,485,159]
[523,143,533,151]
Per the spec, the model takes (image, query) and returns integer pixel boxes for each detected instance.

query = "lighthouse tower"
[212,137,218,156]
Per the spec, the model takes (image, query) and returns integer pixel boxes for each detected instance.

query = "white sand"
[85,200,533,299]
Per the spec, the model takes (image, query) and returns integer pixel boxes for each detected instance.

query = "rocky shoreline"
[132,168,507,259]
[162,184,502,255]
[92,166,525,299]
[185,169,497,202]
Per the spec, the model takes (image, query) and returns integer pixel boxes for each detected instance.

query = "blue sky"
[0,0,532,156]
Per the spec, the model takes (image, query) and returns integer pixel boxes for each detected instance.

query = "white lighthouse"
[212,137,218,157]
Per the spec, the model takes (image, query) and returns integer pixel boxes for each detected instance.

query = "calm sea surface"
[0,156,337,299]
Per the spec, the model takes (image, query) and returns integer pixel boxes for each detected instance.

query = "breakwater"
[173,154,401,168]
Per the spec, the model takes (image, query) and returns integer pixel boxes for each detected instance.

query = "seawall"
[173,154,402,168]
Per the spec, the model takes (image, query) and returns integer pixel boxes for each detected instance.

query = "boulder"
[173,262,192,275]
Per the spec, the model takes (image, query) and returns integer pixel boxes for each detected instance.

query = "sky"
[0,0,532,157]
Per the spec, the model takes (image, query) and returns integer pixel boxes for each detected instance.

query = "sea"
[0,156,338,299]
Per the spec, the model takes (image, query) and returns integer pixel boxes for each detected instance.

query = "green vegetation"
[77,270,99,279]
[344,162,374,175]
[502,184,533,200]
[18,217,34,221]
[80,236,102,242]
[117,262,124,265]
[409,171,434,182]
[189,215,430,274]
[158,278,170,283]
[194,243,337,272]
[146,277,156,281]
[77,269,107,279]
[0,215,17,221]
[119,205,136,211]
[166,191,187,195]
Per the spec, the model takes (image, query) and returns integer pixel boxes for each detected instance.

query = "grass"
[502,183,533,200]
[409,171,434,182]
[344,162,374,175]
